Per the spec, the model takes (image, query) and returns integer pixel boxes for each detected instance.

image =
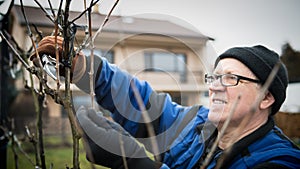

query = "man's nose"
[209,78,225,91]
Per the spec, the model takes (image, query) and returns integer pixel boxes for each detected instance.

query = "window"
[82,49,114,63]
[145,51,187,82]
[145,52,186,72]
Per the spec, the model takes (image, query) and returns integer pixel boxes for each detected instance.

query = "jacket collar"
[217,117,274,168]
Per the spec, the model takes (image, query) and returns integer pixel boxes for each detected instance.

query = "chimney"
[92,4,100,13]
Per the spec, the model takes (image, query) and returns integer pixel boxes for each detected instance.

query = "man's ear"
[260,91,275,110]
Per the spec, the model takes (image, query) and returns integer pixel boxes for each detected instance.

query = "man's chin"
[208,110,226,125]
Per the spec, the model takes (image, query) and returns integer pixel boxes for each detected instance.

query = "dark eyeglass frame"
[204,73,261,87]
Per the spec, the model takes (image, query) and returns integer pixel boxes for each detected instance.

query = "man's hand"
[30,36,64,67]
[76,106,149,158]
[30,36,86,82]
[76,106,162,169]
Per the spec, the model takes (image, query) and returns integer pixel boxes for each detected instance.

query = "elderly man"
[32,36,300,169]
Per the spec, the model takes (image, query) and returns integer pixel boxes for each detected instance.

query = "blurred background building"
[9,5,213,135]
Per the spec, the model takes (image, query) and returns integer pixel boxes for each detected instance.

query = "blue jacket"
[79,58,300,169]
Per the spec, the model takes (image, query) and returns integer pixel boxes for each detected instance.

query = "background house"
[9,5,213,134]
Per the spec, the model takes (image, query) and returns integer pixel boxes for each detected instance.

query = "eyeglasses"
[204,74,261,87]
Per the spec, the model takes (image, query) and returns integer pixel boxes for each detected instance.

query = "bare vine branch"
[88,0,95,108]
[61,1,82,168]
[19,2,48,168]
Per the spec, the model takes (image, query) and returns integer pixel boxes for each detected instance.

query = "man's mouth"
[212,99,227,104]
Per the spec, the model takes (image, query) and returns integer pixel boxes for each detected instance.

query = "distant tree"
[280,43,300,83]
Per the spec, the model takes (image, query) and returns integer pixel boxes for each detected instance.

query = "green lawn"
[6,135,109,169]
[5,134,300,169]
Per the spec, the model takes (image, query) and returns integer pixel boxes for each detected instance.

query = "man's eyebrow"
[213,70,234,74]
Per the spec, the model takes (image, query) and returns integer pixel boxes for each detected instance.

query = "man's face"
[208,58,261,126]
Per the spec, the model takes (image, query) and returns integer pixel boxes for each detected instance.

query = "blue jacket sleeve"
[87,57,205,154]
[76,56,209,168]
[94,58,153,135]
[93,58,200,133]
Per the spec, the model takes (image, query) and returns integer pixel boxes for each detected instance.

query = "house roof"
[12,5,213,41]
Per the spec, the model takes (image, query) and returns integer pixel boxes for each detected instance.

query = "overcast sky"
[14,0,300,55]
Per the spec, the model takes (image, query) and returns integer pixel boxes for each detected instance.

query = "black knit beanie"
[215,45,288,115]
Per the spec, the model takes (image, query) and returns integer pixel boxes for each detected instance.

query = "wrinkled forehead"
[214,58,255,76]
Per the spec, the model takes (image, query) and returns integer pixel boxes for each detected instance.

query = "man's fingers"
[30,36,64,59]
[77,107,126,135]
[76,106,107,133]
[86,108,120,131]
[38,36,64,47]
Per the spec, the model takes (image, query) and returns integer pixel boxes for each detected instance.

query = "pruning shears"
[42,54,60,80]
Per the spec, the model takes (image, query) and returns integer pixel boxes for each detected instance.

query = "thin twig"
[80,135,96,169]
[31,23,43,40]
[54,0,63,91]
[0,31,30,69]
[70,0,101,23]
[88,0,95,108]
[33,0,55,23]
[47,0,56,18]
[119,133,129,169]
[13,134,36,167]
[92,0,120,43]
[33,0,63,31]
[86,0,120,109]
[11,124,35,166]
[130,81,161,161]
[25,125,40,166]
[62,1,81,168]
[20,0,44,73]
[200,94,241,169]
[20,2,48,168]
[37,95,47,169]
[77,2,98,168]
[20,0,33,38]
[2,30,26,53]
[118,41,160,161]
[27,72,42,167]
